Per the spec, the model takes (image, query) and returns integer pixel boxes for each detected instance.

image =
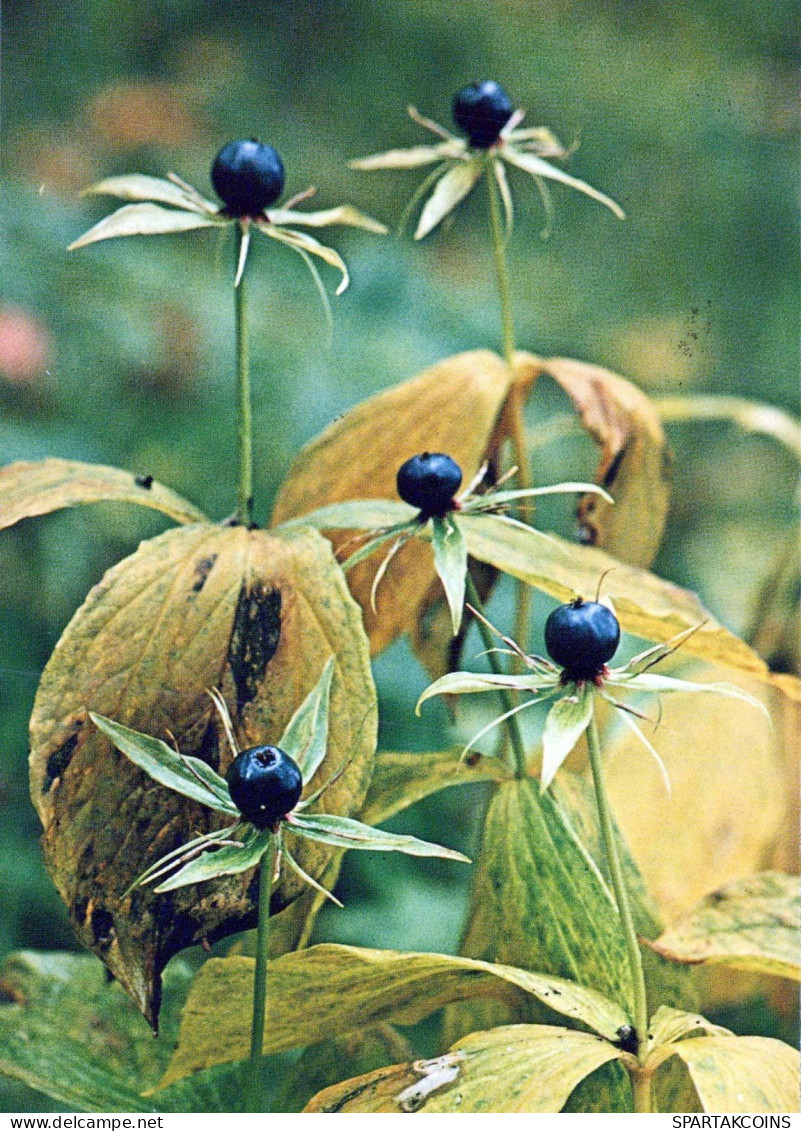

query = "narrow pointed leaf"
[84,174,217,213]
[350,142,459,170]
[69,203,222,249]
[257,223,349,293]
[160,944,630,1084]
[610,672,770,717]
[493,157,514,235]
[415,160,483,238]
[431,514,467,634]
[541,687,593,789]
[503,149,625,219]
[281,847,343,907]
[648,872,801,981]
[0,458,207,531]
[277,499,417,534]
[152,827,272,893]
[654,1036,799,1113]
[469,481,613,509]
[279,657,334,782]
[268,204,387,233]
[288,812,469,862]
[343,526,415,571]
[89,714,237,814]
[417,670,547,713]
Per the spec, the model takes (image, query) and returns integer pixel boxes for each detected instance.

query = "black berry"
[544,598,620,680]
[452,81,514,148]
[226,745,303,828]
[613,1025,639,1055]
[210,140,285,216]
[396,452,463,517]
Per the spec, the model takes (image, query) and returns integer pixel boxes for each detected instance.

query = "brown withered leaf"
[513,353,672,567]
[0,458,207,530]
[29,522,376,1026]
[270,350,513,654]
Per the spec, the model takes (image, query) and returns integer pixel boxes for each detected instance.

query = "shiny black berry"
[211,140,285,216]
[226,745,302,829]
[544,598,620,680]
[396,452,463,517]
[452,81,514,148]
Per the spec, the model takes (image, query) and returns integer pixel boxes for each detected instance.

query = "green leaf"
[89,714,237,815]
[350,141,459,170]
[360,748,508,828]
[648,1005,731,1049]
[84,174,217,214]
[278,657,334,783]
[459,513,773,682]
[541,686,593,789]
[469,481,613,509]
[431,514,467,634]
[268,204,387,233]
[68,203,223,249]
[610,672,770,718]
[652,1036,799,1113]
[415,159,483,238]
[0,458,207,531]
[502,148,625,218]
[151,826,272,893]
[257,223,350,294]
[647,872,801,981]
[287,812,470,863]
[416,670,547,713]
[160,944,630,1084]
[277,499,417,533]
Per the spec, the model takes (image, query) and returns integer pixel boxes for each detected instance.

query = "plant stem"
[585,703,650,1092]
[235,223,253,526]
[465,571,528,778]
[632,1067,653,1114]
[486,157,516,367]
[246,835,276,1112]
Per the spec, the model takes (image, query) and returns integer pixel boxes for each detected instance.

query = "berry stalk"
[585,703,650,1104]
[485,153,516,368]
[235,222,254,525]
[247,833,276,1111]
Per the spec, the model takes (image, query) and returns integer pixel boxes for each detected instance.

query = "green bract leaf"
[468,481,614,511]
[84,174,217,214]
[415,159,483,239]
[652,1036,799,1113]
[151,826,272,893]
[647,872,801,981]
[256,222,350,294]
[610,672,770,719]
[287,812,469,863]
[0,458,207,531]
[541,685,594,790]
[268,204,387,233]
[647,1005,731,1050]
[68,202,223,250]
[431,514,467,634]
[89,714,237,815]
[417,670,548,713]
[159,944,630,1084]
[278,656,335,783]
[502,148,625,219]
[350,141,460,170]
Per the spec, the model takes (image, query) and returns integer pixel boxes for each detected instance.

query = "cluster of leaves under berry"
[0,74,798,1118]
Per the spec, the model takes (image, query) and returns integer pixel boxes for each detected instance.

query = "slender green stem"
[235,223,253,525]
[246,835,276,1112]
[465,571,528,778]
[632,1067,653,1114]
[585,704,649,1082]
[486,156,516,366]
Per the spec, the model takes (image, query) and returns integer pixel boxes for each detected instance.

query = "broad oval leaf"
[647,872,801,981]
[159,943,629,1085]
[459,512,775,682]
[414,159,484,239]
[0,458,206,531]
[270,350,513,654]
[653,1036,799,1113]
[29,521,376,1025]
[515,353,672,568]
[68,203,223,249]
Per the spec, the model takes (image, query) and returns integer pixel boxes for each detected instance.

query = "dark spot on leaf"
[91,907,116,949]
[74,896,90,925]
[228,582,281,711]
[576,522,597,546]
[134,474,154,489]
[191,554,218,594]
[0,978,23,1005]
[44,731,80,792]
[464,751,482,767]
[601,445,627,490]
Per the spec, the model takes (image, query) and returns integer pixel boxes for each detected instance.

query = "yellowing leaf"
[648,872,801,981]
[268,204,387,234]
[84,174,217,214]
[653,1036,799,1113]
[159,944,629,1085]
[414,159,484,239]
[305,1025,623,1113]
[515,353,672,568]
[29,522,375,1025]
[270,350,513,654]
[0,458,206,530]
[68,202,222,249]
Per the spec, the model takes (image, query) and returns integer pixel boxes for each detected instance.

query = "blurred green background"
[1,0,797,1034]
